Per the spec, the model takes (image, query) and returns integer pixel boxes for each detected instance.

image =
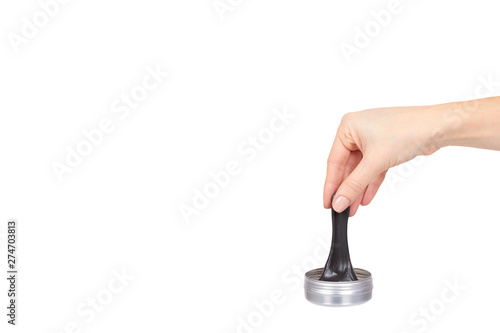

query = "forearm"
[435,97,500,151]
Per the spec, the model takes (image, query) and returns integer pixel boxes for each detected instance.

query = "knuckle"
[342,178,364,194]
[327,155,339,166]
[326,159,344,175]
[341,112,354,123]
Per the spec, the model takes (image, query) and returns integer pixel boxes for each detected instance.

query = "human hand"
[324,105,443,216]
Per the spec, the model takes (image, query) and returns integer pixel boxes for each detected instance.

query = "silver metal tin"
[304,268,373,307]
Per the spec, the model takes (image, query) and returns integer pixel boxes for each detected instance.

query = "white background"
[1,0,500,332]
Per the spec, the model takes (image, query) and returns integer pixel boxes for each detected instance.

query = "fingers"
[332,156,380,213]
[349,185,366,216]
[349,194,363,217]
[323,135,351,208]
[351,170,386,216]
[342,151,362,216]
[361,170,387,206]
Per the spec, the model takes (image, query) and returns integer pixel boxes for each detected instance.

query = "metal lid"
[304,268,373,307]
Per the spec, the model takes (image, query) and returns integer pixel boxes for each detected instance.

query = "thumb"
[332,156,381,213]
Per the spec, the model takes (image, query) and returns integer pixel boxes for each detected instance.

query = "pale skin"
[324,96,500,216]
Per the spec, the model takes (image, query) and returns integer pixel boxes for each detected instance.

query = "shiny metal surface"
[304,268,373,307]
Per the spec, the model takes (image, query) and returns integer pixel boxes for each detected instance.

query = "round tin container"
[304,268,373,307]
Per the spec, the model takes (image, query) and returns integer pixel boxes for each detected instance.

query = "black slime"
[320,195,358,282]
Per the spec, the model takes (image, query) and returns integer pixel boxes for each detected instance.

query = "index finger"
[323,135,350,208]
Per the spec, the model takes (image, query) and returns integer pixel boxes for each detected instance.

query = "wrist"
[425,101,465,150]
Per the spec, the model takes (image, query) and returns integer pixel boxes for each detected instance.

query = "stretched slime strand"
[320,194,358,282]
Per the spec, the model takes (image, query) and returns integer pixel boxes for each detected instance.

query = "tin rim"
[304,268,373,306]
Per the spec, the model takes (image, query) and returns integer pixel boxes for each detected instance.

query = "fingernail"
[332,195,350,213]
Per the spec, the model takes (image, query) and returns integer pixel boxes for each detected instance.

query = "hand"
[323,105,442,216]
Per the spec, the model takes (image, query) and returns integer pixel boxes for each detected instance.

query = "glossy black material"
[319,196,358,282]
